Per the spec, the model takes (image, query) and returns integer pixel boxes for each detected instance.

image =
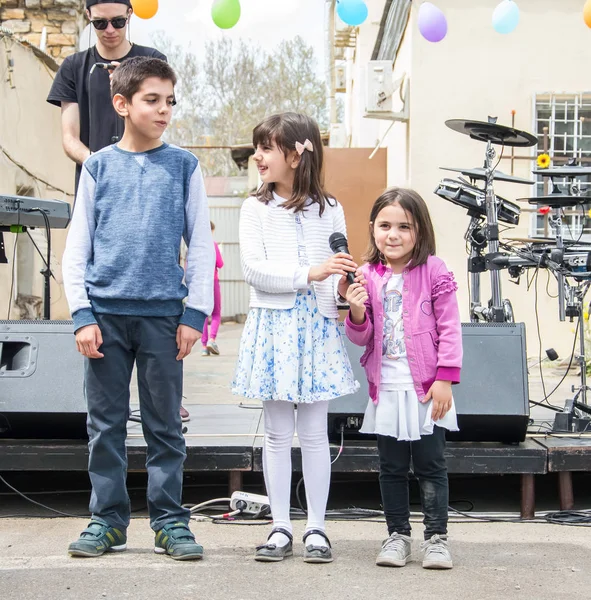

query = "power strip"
[230,491,270,516]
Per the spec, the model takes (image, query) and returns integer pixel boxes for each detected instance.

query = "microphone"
[94,62,116,70]
[329,232,355,284]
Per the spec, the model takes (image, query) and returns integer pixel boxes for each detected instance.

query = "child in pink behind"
[202,221,224,356]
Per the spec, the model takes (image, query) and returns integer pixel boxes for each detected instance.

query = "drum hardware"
[438,121,591,428]
[445,118,539,147]
[523,195,589,209]
[434,178,520,226]
[532,166,591,177]
[507,204,591,431]
[441,117,537,322]
[440,166,534,185]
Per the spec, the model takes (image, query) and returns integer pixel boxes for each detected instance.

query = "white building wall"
[350,0,591,356]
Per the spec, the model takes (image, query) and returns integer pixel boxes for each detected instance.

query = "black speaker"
[328,322,370,438]
[449,322,529,443]
[0,320,87,438]
[330,321,529,443]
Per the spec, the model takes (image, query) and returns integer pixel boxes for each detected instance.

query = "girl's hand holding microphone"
[345,282,368,325]
[308,252,357,283]
[307,253,367,302]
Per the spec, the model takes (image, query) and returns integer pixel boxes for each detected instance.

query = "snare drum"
[434,178,521,225]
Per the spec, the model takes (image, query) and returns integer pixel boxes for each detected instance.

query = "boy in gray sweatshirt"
[62,57,214,560]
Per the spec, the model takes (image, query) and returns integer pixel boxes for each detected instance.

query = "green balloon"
[211,0,241,29]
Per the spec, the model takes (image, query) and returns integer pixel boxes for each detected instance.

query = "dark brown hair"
[252,112,334,216]
[111,56,177,101]
[365,187,436,267]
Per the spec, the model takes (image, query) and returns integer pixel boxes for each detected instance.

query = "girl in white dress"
[233,112,362,563]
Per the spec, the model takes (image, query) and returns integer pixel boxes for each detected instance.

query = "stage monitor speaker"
[329,321,529,443]
[449,322,529,443]
[0,320,87,438]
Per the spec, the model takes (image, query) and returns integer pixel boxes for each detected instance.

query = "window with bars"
[532,94,591,240]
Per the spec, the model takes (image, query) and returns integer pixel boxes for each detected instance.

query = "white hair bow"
[295,139,314,155]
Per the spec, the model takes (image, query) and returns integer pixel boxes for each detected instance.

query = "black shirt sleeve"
[47,54,79,107]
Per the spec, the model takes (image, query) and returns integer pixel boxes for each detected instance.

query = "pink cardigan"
[344,256,462,404]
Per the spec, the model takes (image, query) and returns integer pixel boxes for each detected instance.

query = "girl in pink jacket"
[345,187,462,571]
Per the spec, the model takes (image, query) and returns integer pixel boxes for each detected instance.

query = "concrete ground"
[1,519,590,600]
[1,322,590,599]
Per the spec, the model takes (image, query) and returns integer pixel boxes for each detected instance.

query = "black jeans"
[377,425,448,540]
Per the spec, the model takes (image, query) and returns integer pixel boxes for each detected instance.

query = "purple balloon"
[418,2,448,43]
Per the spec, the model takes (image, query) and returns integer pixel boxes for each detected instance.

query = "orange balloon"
[584,0,591,29]
[131,0,158,20]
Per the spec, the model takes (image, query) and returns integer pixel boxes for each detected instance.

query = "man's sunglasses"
[90,16,128,30]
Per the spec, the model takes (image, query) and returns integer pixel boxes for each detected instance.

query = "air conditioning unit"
[366,60,393,112]
[365,61,409,122]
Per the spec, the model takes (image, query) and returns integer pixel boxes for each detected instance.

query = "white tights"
[262,400,331,548]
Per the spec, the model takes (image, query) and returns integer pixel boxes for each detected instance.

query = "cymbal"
[446,119,538,147]
[532,166,591,177]
[440,167,534,185]
[521,195,589,208]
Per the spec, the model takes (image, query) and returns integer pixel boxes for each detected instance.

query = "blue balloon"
[492,0,520,35]
[337,0,368,27]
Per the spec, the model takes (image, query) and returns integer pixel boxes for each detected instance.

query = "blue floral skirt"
[232,290,359,403]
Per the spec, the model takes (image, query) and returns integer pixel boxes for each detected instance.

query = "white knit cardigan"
[239,195,348,318]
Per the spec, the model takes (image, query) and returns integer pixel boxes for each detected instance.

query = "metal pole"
[325,0,337,125]
[484,141,503,319]
[577,286,588,405]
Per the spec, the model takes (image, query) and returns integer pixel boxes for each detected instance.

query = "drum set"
[435,117,591,432]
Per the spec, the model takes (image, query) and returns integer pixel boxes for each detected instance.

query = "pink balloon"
[418,2,448,43]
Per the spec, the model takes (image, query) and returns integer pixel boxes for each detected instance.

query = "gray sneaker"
[420,534,453,569]
[207,340,219,355]
[376,532,412,567]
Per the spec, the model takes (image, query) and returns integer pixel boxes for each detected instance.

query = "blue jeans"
[85,313,190,531]
[377,426,449,540]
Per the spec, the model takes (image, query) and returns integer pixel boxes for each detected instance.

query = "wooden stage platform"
[1,404,590,519]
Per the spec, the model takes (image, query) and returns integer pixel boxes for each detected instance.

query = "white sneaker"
[420,534,453,569]
[376,532,412,567]
[207,339,219,355]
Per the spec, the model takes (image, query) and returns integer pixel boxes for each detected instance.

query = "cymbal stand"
[466,141,513,322]
[483,141,506,321]
[465,216,487,322]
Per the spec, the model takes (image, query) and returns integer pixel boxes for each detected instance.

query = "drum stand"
[549,209,591,431]
[467,141,514,323]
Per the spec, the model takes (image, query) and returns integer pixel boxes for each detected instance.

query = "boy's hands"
[309,252,357,283]
[176,324,201,360]
[75,324,104,359]
[345,282,368,325]
[422,380,453,421]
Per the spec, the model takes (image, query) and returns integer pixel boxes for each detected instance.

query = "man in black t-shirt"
[47,0,166,190]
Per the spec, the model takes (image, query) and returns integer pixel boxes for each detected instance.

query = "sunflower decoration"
[537,153,551,169]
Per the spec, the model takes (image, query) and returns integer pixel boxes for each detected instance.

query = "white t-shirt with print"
[381,274,414,386]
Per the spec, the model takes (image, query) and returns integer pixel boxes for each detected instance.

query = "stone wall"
[0,0,84,62]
